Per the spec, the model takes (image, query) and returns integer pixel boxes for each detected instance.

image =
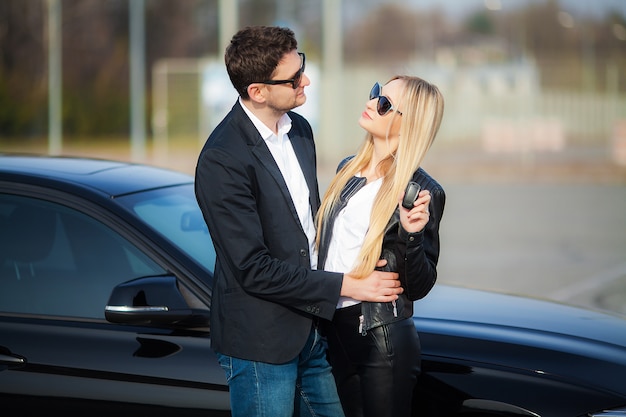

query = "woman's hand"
[398,189,431,233]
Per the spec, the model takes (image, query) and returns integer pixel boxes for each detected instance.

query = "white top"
[324,176,383,308]
[239,98,317,268]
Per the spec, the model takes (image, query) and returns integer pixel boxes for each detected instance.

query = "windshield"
[116,184,216,273]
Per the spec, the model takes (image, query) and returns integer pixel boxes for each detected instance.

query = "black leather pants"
[325,303,421,417]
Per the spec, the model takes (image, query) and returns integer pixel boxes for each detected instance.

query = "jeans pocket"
[216,352,233,383]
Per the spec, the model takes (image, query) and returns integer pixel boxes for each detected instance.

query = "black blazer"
[195,101,343,364]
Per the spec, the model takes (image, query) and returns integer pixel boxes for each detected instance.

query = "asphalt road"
[433,183,626,316]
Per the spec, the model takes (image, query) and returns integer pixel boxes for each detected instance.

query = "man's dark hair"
[225,26,298,99]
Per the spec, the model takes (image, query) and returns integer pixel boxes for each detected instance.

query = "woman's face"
[358,79,404,144]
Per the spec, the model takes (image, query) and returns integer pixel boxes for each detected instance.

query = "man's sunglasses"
[369,82,402,116]
[257,52,306,89]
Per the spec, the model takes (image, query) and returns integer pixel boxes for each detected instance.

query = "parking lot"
[422,182,626,315]
[317,146,626,316]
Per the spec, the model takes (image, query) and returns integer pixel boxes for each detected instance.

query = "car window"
[0,194,166,318]
[116,184,216,274]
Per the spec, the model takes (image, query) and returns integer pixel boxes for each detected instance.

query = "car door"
[0,191,229,416]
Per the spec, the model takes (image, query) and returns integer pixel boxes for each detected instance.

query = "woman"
[316,75,446,417]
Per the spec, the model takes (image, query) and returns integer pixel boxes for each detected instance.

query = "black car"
[1,154,625,417]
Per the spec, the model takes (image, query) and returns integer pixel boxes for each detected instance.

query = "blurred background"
[1,0,625,314]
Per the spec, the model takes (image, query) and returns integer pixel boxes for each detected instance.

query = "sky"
[342,0,626,30]
[407,0,626,20]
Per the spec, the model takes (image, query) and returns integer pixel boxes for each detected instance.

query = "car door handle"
[0,351,26,369]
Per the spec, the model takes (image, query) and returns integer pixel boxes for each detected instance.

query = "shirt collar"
[239,97,292,143]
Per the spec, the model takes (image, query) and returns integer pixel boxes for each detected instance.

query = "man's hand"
[341,270,402,302]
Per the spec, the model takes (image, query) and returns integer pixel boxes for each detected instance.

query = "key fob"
[402,181,421,210]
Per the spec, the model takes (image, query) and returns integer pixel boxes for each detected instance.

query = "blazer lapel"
[232,103,304,227]
[233,102,319,231]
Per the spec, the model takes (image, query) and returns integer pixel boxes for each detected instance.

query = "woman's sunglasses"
[258,52,306,89]
[369,82,402,116]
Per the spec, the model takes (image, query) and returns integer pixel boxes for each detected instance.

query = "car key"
[402,181,421,209]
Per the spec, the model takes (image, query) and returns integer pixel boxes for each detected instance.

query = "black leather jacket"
[317,164,445,333]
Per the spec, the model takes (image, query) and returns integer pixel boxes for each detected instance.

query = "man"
[195,26,402,417]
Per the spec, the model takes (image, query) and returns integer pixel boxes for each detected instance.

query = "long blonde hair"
[315,75,444,278]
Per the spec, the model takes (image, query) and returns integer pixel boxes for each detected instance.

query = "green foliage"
[62,89,131,137]
[466,12,495,35]
[0,74,47,138]
[1,0,624,138]
[0,80,131,138]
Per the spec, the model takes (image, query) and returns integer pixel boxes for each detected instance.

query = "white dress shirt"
[240,98,317,268]
[324,176,383,308]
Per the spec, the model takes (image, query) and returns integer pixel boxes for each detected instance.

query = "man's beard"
[267,94,306,115]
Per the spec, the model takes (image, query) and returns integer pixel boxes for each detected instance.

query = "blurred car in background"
[1,154,625,416]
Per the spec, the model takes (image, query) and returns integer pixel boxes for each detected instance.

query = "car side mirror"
[105,275,210,328]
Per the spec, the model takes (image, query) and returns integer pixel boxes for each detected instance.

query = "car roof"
[0,154,193,196]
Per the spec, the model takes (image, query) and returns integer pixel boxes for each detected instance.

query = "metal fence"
[151,58,626,168]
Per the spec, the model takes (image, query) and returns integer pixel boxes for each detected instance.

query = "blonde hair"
[315,75,444,278]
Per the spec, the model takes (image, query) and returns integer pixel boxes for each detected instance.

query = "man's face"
[263,50,310,113]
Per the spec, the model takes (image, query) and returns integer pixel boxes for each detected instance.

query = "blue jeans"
[216,326,345,417]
